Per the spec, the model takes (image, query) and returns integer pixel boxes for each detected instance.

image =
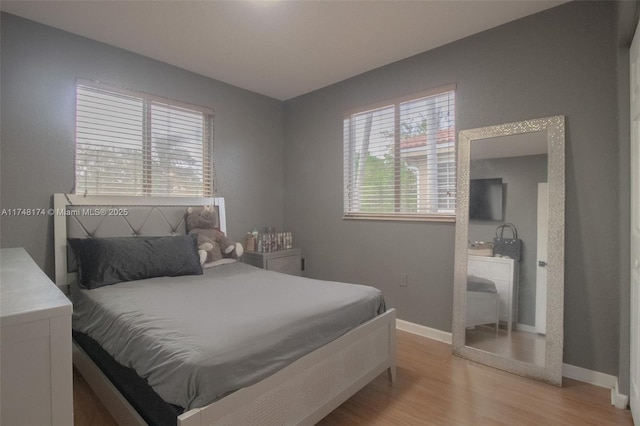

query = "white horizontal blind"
[343,86,455,220]
[75,79,214,197]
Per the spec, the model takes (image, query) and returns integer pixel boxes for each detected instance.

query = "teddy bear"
[185,206,243,266]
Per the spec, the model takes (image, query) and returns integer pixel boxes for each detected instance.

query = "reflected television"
[469,178,503,221]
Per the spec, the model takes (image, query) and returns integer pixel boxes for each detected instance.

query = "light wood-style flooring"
[465,325,546,366]
[74,330,633,426]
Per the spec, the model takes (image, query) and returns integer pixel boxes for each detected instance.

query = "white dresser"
[0,248,73,426]
[467,255,519,334]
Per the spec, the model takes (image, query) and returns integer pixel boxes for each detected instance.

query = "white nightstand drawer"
[243,248,302,276]
[266,256,301,276]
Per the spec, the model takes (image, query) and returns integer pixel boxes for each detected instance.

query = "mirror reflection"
[465,131,548,367]
[453,116,564,385]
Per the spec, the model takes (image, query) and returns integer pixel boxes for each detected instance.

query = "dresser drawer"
[468,258,511,281]
[266,255,301,276]
[467,255,518,332]
[242,248,302,276]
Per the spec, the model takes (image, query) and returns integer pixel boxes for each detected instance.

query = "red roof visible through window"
[400,127,455,149]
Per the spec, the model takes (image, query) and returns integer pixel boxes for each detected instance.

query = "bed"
[465,275,499,333]
[53,194,396,426]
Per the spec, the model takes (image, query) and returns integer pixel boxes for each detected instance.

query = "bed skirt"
[73,331,183,426]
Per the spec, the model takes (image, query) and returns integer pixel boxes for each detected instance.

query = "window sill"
[342,214,456,223]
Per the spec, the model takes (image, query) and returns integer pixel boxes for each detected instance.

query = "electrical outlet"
[399,272,408,287]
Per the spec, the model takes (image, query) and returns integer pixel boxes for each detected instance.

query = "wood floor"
[74,330,633,426]
[465,325,546,366]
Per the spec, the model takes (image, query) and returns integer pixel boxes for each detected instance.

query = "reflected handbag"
[493,223,522,261]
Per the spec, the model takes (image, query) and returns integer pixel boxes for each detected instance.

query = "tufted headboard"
[53,194,226,292]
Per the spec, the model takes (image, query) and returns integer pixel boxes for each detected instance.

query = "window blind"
[75,79,214,197]
[343,86,455,220]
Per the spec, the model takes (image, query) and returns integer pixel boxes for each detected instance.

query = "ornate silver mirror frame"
[452,116,565,385]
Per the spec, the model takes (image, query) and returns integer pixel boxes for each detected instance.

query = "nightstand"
[243,248,302,276]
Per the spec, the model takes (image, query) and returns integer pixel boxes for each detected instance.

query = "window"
[343,85,456,221]
[75,79,214,197]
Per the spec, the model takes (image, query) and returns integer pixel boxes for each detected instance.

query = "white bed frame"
[53,194,396,426]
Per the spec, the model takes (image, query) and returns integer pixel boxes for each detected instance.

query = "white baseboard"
[395,319,452,344]
[514,322,537,333]
[562,364,629,409]
[561,363,617,388]
[611,380,630,409]
[395,319,629,409]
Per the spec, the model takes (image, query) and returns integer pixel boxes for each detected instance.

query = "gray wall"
[283,1,626,377]
[0,13,285,278]
[469,154,548,327]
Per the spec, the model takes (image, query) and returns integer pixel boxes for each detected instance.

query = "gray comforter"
[72,262,385,410]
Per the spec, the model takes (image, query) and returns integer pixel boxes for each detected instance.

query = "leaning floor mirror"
[452,116,565,385]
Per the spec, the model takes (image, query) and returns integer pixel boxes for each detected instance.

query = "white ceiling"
[1,1,567,100]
